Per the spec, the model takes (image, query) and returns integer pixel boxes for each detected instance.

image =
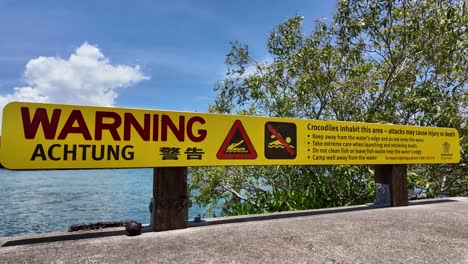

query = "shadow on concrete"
[189,204,374,227]
[1,230,126,247]
[408,198,457,206]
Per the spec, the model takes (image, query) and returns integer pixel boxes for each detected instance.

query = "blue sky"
[0,0,336,113]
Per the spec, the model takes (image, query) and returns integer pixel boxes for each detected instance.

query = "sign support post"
[152,167,188,231]
[390,164,408,206]
[374,165,408,207]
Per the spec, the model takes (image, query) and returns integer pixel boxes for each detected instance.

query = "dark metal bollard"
[126,221,142,236]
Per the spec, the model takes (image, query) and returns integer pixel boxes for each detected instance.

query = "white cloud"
[227,56,273,79]
[0,42,149,120]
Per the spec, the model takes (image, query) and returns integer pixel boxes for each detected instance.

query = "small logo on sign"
[217,120,257,159]
[442,142,450,154]
[441,142,453,159]
[265,122,297,159]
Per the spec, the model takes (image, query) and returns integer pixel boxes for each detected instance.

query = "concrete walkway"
[1,198,467,263]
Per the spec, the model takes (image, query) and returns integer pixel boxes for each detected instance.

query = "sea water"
[0,168,205,237]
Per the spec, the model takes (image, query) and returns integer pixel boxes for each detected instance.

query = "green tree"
[190,0,467,217]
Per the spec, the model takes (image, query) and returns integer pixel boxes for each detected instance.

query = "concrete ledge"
[188,197,458,227]
[1,198,467,263]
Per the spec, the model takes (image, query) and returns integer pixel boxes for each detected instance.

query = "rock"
[125,221,142,236]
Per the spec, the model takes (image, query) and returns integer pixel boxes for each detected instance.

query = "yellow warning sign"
[0,102,461,169]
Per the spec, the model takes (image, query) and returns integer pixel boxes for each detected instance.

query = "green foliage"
[409,131,467,198]
[190,165,375,216]
[191,0,467,216]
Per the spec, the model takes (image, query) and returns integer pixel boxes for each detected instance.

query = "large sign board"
[0,102,460,169]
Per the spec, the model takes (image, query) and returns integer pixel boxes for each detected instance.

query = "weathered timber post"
[152,167,188,231]
[373,165,408,207]
[390,164,408,206]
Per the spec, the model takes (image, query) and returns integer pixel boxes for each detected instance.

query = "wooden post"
[390,164,408,206]
[153,167,188,231]
[374,165,408,207]
[374,165,392,185]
